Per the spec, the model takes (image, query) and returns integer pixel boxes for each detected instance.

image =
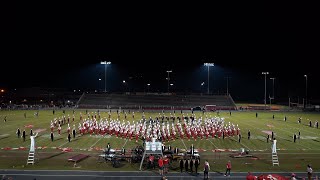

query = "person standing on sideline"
[307,164,313,180]
[22,129,26,142]
[248,130,251,140]
[256,112,258,118]
[238,133,242,143]
[267,134,270,143]
[190,158,193,174]
[16,128,21,138]
[224,160,232,176]
[185,158,189,173]
[179,158,184,173]
[246,172,257,180]
[194,158,199,175]
[158,156,164,176]
[203,160,210,179]
[293,133,297,143]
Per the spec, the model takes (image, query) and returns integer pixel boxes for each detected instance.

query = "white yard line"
[122,138,129,148]
[207,138,218,149]
[241,120,312,150]
[275,117,320,136]
[89,136,104,148]
[180,138,187,149]
[58,141,69,148]
[232,137,251,151]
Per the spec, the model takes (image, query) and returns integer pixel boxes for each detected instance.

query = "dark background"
[0,2,319,103]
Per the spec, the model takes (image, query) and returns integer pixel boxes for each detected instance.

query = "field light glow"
[204,63,214,66]
[100,61,111,65]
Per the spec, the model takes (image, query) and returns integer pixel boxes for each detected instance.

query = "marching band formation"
[48,111,241,142]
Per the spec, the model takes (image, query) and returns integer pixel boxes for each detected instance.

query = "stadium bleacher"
[77,93,237,110]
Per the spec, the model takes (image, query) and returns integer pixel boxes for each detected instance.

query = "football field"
[0,109,319,173]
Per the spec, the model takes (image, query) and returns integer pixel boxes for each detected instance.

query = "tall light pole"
[201,82,205,94]
[270,77,275,105]
[98,78,102,91]
[262,72,269,110]
[225,76,231,95]
[204,63,214,94]
[304,74,307,108]
[100,61,111,92]
[166,70,172,93]
[147,83,150,93]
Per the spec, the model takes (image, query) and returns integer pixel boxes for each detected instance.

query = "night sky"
[1,2,319,103]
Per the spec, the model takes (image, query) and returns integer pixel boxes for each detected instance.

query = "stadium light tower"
[304,74,307,108]
[147,83,150,93]
[204,63,214,94]
[262,72,269,110]
[225,76,231,95]
[269,77,275,106]
[100,61,111,92]
[166,70,172,93]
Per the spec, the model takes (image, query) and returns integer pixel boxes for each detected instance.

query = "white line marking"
[122,138,129,148]
[58,141,69,148]
[207,138,218,149]
[180,138,187,149]
[90,136,103,148]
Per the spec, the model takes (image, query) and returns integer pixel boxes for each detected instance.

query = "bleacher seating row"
[77,93,237,110]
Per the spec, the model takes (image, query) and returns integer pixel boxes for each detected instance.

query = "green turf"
[0,109,319,172]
